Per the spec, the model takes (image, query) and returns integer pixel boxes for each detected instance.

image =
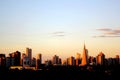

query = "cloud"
[52,31,65,37]
[52,32,65,34]
[96,28,112,31]
[94,28,120,38]
[54,35,65,37]
[93,35,120,38]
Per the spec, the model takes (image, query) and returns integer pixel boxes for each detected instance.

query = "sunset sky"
[0,0,120,61]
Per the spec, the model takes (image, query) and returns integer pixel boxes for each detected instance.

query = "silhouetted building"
[21,53,26,65]
[81,44,88,66]
[26,48,32,66]
[52,55,61,65]
[45,60,52,66]
[31,57,36,67]
[67,56,75,66]
[0,54,6,67]
[6,57,10,68]
[62,60,67,65]
[23,56,30,67]
[36,53,42,69]
[115,55,119,65]
[96,52,105,65]
[9,51,21,66]
[89,56,96,65]
[107,58,115,66]
[76,53,81,66]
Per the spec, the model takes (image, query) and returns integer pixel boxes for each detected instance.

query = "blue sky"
[0,0,120,61]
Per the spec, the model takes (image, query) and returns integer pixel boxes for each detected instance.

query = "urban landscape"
[0,44,119,80]
[1,0,120,80]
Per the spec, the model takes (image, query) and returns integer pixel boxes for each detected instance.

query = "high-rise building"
[81,44,88,66]
[67,56,75,66]
[96,52,105,65]
[52,55,61,65]
[36,53,42,69]
[26,48,32,65]
[76,53,81,66]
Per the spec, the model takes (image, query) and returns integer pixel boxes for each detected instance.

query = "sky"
[0,0,120,62]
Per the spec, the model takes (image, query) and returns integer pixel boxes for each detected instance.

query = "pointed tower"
[81,43,88,66]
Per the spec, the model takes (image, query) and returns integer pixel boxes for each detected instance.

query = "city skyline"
[0,0,120,60]
[0,45,119,63]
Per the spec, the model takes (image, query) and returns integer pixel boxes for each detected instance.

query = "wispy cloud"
[94,28,120,38]
[51,31,65,37]
[93,35,120,38]
[96,28,112,31]
[52,32,65,34]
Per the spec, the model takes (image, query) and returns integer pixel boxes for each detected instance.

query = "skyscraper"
[76,53,81,66]
[36,53,42,69]
[52,55,61,65]
[67,56,75,66]
[81,44,88,66]
[96,52,105,65]
[26,48,32,65]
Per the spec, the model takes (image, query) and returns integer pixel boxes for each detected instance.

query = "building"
[76,53,81,66]
[6,57,11,68]
[67,56,75,66]
[96,52,105,65]
[81,44,88,66]
[31,57,36,67]
[36,53,42,69]
[0,54,6,67]
[9,51,21,66]
[52,55,61,65]
[21,53,26,65]
[23,56,30,67]
[115,55,119,65]
[88,56,96,65]
[26,48,32,65]
[44,60,52,66]
[62,60,67,65]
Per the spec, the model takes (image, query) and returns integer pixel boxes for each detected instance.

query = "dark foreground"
[0,65,119,80]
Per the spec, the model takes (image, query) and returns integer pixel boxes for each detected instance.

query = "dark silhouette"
[0,64,119,80]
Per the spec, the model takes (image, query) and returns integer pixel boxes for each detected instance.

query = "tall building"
[67,56,75,66]
[81,44,88,66]
[76,53,81,66]
[52,55,61,65]
[96,52,105,65]
[26,48,32,65]
[36,53,42,69]
[76,53,81,59]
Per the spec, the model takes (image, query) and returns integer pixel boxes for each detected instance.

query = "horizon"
[0,0,120,62]
[0,44,119,63]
